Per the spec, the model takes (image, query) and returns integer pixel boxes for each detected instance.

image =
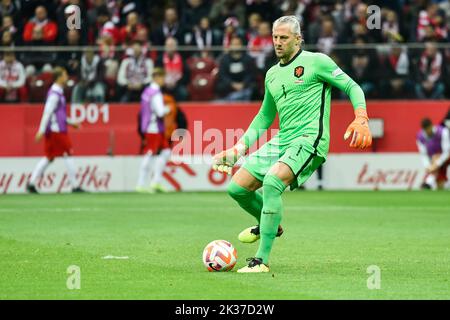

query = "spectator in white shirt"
[117,40,153,102]
[0,51,27,102]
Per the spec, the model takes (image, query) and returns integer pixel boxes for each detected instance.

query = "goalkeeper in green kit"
[212,16,373,273]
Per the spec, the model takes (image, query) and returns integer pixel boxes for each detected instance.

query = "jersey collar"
[51,83,64,93]
[279,49,302,67]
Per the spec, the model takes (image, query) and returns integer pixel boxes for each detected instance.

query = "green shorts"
[242,140,325,190]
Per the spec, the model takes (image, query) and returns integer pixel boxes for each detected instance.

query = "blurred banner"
[0,156,227,194]
[0,101,449,156]
[0,154,430,194]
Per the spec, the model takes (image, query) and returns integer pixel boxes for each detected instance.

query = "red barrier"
[0,101,449,156]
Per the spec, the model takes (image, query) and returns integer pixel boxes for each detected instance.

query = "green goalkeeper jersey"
[241,49,366,158]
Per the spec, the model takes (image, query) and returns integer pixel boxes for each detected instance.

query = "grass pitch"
[0,191,449,299]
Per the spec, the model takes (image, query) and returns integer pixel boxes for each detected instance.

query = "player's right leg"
[27,157,53,193]
[229,145,284,243]
[63,155,87,193]
[237,161,292,273]
[228,167,263,218]
[237,144,324,273]
[136,133,163,193]
[228,168,266,243]
[436,159,450,190]
[432,154,449,190]
[28,133,58,193]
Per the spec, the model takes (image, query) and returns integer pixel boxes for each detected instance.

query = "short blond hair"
[153,67,166,77]
[273,15,301,35]
[52,66,67,81]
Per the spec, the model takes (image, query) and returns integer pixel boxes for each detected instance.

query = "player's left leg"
[150,136,171,192]
[63,155,86,192]
[422,173,436,189]
[136,151,155,192]
[150,148,171,192]
[136,133,161,193]
[317,164,324,190]
[228,168,263,223]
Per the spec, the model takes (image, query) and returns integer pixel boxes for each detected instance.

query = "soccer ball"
[202,240,237,272]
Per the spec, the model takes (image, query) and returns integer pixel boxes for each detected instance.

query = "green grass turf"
[0,191,449,300]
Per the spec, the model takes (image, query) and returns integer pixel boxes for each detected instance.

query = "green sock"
[227,180,263,223]
[255,174,286,265]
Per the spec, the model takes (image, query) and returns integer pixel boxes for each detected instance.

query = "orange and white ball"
[202,240,237,272]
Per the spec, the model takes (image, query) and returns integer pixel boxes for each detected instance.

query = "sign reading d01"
[70,103,110,124]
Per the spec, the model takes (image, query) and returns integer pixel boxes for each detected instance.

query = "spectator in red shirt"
[23,5,58,44]
[246,12,262,44]
[97,21,120,86]
[380,44,413,99]
[222,16,246,53]
[100,20,120,45]
[156,36,190,101]
[22,6,58,69]
[119,11,148,46]
[417,4,448,42]
[248,21,273,70]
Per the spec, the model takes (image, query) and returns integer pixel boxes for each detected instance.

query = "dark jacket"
[216,52,256,96]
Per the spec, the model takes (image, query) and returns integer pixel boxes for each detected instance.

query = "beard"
[276,49,291,61]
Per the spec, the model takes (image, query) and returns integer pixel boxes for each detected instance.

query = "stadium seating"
[188,72,217,101]
[64,76,78,101]
[186,56,218,79]
[186,56,219,101]
[27,72,53,102]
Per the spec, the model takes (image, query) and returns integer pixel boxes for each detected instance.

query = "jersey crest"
[294,66,304,78]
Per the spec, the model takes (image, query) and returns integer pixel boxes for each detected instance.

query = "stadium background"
[1,0,449,192]
[0,0,449,302]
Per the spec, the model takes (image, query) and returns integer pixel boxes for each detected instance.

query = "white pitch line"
[102,255,129,260]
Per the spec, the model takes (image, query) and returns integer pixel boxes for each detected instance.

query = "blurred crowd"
[0,0,450,103]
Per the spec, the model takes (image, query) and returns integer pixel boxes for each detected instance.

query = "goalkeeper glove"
[212,141,247,175]
[344,108,372,149]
